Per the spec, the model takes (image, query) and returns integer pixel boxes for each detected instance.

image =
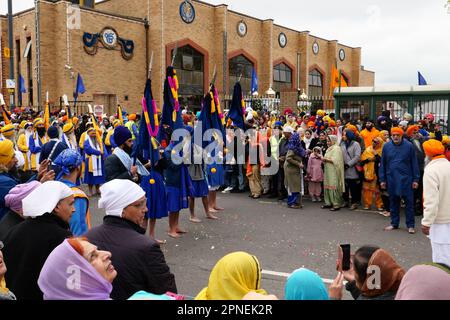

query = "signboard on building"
[94,105,104,116]
[6,79,16,89]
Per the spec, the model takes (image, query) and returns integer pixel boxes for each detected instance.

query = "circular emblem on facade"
[180,1,196,24]
[237,20,247,37]
[101,28,118,49]
[278,33,287,48]
[312,42,319,55]
[339,48,346,61]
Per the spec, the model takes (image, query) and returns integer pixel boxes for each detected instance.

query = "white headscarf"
[98,179,145,217]
[23,181,74,218]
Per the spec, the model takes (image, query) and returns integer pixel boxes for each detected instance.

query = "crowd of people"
[0,101,449,300]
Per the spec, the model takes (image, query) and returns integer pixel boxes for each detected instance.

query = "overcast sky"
[1,0,449,85]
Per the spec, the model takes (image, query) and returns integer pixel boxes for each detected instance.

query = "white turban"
[98,179,145,217]
[23,181,74,218]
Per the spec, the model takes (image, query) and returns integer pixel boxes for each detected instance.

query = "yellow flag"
[330,63,340,95]
[44,103,50,130]
[340,74,348,87]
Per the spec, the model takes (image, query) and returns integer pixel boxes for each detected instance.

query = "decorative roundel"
[339,49,346,61]
[278,33,287,48]
[101,28,118,49]
[312,42,319,55]
[237,20,247,37]
[180,1,196,24]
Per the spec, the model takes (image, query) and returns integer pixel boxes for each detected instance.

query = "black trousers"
[343,178,362,205]
[271,165,287,196]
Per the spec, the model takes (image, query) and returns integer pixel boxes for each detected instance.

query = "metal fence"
[334,91,450,134]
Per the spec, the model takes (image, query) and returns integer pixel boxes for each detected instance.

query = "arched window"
[308,69,323,98]
[308,69,324,110]
[171,45,204,110]
[229,55,254,95]
[273,63,292,93]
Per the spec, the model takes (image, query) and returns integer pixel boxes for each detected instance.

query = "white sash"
[33,133,43,171]
[63,133,77,150]
[88,137,102,177]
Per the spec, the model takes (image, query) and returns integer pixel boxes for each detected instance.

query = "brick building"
[0,0,374,114]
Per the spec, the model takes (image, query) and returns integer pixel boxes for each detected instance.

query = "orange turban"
[423,139,445,158]
[346,124,358,136]
[328,120,336,127]
[61,115,68,123]
[307,121,315,128]
[72,117,79,125]
[391,127,404,136]
[406,125,419,137]
[128,114,137,121]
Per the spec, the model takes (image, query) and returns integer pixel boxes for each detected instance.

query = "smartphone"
[340,244,351,271]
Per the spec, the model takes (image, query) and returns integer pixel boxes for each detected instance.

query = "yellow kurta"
[17,133,31,170]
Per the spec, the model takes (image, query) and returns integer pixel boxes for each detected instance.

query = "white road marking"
[262,269,346,285]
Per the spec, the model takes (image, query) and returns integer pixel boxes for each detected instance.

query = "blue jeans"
[287,193,300,206]
[390,194,415,228]
[231,164,245,190]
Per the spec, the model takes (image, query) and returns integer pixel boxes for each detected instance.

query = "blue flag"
[18,74,26,107]
[418,71,428,86]
[251,68,258,94]
[74,73,86,99]
[19,75,27,93]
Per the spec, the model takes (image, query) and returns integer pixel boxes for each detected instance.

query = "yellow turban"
[1,124,15,137]
[33,118,44,128]
[323,115,331,123]
[113,119,121,128]
[72,117,79,125]
[63,123,74,134]
[0,139,15,165]
[20,120,27,129]
[442,135,449,145]
[423,139,445,158]
[317,109,325,117]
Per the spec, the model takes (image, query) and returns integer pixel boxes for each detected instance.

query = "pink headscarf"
[395,264,450,300]
[38,240,113,300]
[4,181,41,214]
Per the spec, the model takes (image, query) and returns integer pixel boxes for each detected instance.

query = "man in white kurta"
[421,139,450,267]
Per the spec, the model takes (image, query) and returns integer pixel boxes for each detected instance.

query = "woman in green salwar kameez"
[321,135,345,211]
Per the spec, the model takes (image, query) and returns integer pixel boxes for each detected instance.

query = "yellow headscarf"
[195,252,267,300]
[0,140,15,165]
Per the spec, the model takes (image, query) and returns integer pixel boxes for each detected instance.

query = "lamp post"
[7,0,15,109]
[297,88,310,113]
[265,87,276,112]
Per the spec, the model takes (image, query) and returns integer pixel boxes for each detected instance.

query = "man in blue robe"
[379,127,420,234]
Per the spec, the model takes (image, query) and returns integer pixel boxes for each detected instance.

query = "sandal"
[330,207,340,211]
[321,205,332,209]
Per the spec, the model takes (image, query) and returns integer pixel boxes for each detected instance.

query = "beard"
[123,144,133,156]
[37,127,46,137]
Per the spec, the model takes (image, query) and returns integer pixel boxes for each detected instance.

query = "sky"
[1,0,449,85]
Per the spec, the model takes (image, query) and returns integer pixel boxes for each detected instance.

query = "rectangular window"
[182,55,193,71]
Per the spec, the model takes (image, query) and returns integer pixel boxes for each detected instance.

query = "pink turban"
[5,181,41,214]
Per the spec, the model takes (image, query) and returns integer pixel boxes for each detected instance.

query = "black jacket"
[3,213,72,300]
[85,216,177,300]
[105,154,133,182]
[0,209,24,241]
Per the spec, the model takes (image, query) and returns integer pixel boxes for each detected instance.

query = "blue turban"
[274,121,283,128]
[53,149,83,180]
[114,126,132,146]
[47,126,59,139]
